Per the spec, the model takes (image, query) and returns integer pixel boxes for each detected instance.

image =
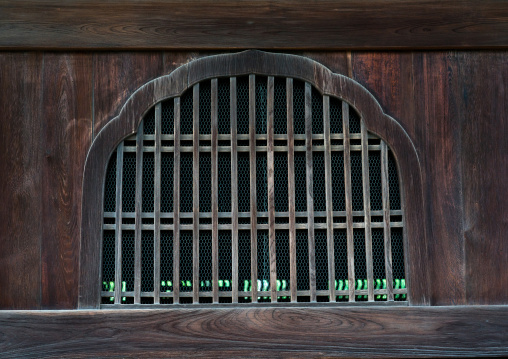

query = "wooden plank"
[211,78,219,303]
[92,53,163,137]
[1,306,507,358]
[40,53,92,309]
[134,122,144,304]
[0,53,43,309]
[114,143,124,304]
[287,78,297,302]
[249,75,258,303]
[173,98,181,304]
[2,1,508,50]
[153,103,162,304]
[267,76,277,302]
[342,102,355,302]
[230,77,239,303]
[305,82,316,302]
[323,95,335,301]
[360,120,374,302]
[193,84,200,304]
[455,52,508,304]
[381,141,394,301]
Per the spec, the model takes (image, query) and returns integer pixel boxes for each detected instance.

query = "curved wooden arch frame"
[79,50,429,308]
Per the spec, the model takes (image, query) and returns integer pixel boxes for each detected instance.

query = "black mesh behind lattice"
[334,229,348,284]
[101,231,115,294]
[256,76,267,134]
[331,152,345,212]
[199,231,212,292]
[274,152,288,212]
[391,228,405,280]
[199,152,211,213]
[351,152,364,211]
[276,231,290,296]
[312,87,323,134]
[238,152,250,212]
[218,153,231,212]
[294,152,307,211]
[122,152,136,213]
[293,80,305,134]
[144,107,155,135]
[388,151,401,210]
[353,229,367,282]
[142,152,154,213]
[237,76,249,135]
[180,90,193,135]
[369,151,382,211]
[160,231,173,293]
[180,231,193,292]
[200,80,211,135]
[219,230,232,291]
[122,231,135,293]
[141,231,154,292]
[256,153,268,212]
[296,230,309,290]
[274,77,287,134]
[257,230,270,292]
[161,99,174,135]
[372,228,386,281]
[161,152,173,212]
[349,106,361,134]
[238,231,251,295]
[180,153,193,213]
[315,230,329,291]
[330,97,343,134]
[218,78,230,134]
[104,154,116,212]
[313,151,326,211]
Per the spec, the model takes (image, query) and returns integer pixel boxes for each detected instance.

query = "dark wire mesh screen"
[101,74,406,306]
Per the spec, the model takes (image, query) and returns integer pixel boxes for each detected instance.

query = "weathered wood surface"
[0,53,44,309]
[0,306,507,358]
[1,1,508,50]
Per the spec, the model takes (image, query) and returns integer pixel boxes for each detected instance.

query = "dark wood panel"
[455,52,508,304]
[0,53,43,309]
[1,1,508,50]
[41,54,93,309]
[0,306,507,358]
[351,52,466,305]
[93,52,163,137]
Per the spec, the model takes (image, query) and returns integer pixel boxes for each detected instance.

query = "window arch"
[79,51,428,308]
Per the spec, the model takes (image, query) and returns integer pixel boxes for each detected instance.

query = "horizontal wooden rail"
[0,306,506,358]
[0,1,507,50]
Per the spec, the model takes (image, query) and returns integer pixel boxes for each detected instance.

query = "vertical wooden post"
[134,122,144,304]
[231,77,239,303]
[287,78,297,302]
[154,103,161,304]
[193,84,200,304]
[249,74,258,303]
[211,78,219,304]
[267,76,277,302]
[361,120,374,302]
[114,143,124,304]
[173,98,181,304]
[381,141,394,301]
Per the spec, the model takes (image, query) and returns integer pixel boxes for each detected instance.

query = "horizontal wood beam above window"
[0,1,507,50]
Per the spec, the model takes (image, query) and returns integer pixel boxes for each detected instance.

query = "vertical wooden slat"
[323,95,335,301]
[249,74,258,303]
[173,98,181,304]
[381,141,394,301]
[361,120,374,302]
[114,143,124,304]
[231,77,239,303]
[305,82,316,302]
[154,103,162,304]
[193,84,200,304]
[287,78,297,302]
[267,76,277,302]
[134,123,144,304]
[211,78,219,304]
[343,102,355,302]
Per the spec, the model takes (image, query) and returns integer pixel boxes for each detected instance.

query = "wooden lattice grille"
[101,75,407,306]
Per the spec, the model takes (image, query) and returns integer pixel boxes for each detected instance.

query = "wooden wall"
[0,51,506,310]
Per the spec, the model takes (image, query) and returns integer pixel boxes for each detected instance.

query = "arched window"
[79,51,427,308]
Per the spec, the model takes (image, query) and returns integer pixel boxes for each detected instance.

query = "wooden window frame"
[79,50,428,308]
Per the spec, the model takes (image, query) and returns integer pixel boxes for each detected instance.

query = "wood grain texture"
[93,52,163,137]
[0,306,507,358]
[0,53,43,309]
[1,1,508,50]
[41,53,93,309]
[454,52,508,304]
